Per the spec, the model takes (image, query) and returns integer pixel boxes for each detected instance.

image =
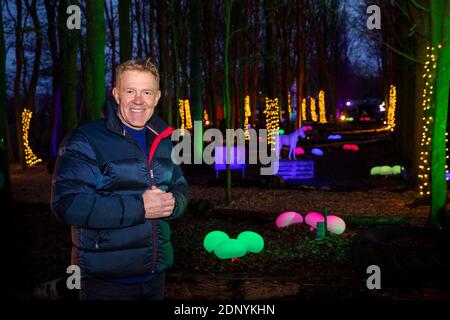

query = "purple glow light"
[346,101,351,106]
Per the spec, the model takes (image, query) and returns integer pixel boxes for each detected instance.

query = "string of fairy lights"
[264,97,280,148]
[22,108,42,167]
[301,98,307,122]
[318,90,327,123]
[387,84,397,131]
[244,95,251,140]
[310,97,317,122]
[178,99,192,135]
[418,46,435,197]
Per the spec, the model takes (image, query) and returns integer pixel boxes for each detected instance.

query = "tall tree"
[224,0,233,204]
[119,0,131,62]
[190,0,203,162]
[58,0,79,135]
[430,0,450,228]
[13,0,25,165]
[86,0,106,120]
[0,0,11,204]
[44,0,61,157]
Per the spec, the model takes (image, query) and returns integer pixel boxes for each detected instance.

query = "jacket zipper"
[146,126,173,274]
[123,125,173,274]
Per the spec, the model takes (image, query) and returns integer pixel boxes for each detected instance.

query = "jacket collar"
[102,95,171,136]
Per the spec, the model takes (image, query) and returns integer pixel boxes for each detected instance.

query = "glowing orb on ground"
[380,165,393,175]
[295,147,305,155]
[305,212,346,235]
[237,231,264,253]
[214,239,247,259]
[279,129,285,135]
[302,126,313,131]
[203,231,230,253]
[343,144,359,151]
[276,211,303,228]
[328,134,342,140]
[370,166,381,175]
[391,165,405,175]
[311,148,324,156]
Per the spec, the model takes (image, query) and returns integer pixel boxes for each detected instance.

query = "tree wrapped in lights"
[178,99,192,134]
[264,97,280,147]
[244,95,251,140]
[318,90,327,123]
[387,85,397,131]
[22,109,42,167]
[301,98,307,122]
[178,99,186,135]
[310,97,317,122]
[417,47,434,198]
[429,0,450,228]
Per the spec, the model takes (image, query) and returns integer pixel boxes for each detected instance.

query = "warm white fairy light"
[387,85,397,131]
[418,47,436,197]
[244,95,251,140]
[310,97,317,122]
[22,108,42,167]
[318,90,327,123]
[264,97,280,148]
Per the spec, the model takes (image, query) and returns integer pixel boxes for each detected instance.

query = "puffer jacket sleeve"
[166,162,188,221]
[51,129,146,229]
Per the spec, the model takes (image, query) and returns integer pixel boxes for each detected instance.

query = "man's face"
[112,70,161,130]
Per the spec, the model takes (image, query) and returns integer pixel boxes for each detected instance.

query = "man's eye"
[144,91,152,96]
[126,90,134,95]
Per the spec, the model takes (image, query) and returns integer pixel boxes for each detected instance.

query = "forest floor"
[6,129,450,300]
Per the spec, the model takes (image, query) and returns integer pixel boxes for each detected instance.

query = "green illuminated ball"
[214,239,247,259]
[370,166,381,175]
[203,231,230,253]
[279,129,285,135]
[237,231,264,253]
[391,165,404,175]
[380,165,393,175]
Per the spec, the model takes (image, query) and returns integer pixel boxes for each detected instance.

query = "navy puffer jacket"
[51,97,188,279]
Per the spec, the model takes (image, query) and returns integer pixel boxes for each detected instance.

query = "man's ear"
[155,90,161,105]
[112,87,120,105]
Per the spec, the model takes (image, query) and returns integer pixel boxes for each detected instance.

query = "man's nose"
[132,94,144,104]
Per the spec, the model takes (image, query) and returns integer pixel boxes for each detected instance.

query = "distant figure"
[276,127,306,160]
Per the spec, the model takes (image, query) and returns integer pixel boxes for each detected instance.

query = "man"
[51,59,188,300]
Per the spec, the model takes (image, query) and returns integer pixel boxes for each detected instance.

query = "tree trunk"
[170,0,180,128]
[44,0,61,157]
[58,0,79,135]
[250,0,259,127]
[430,0,450,228]
[106,0,117,88]
[0,2,11,204]
[119,0,131,62]
[86,0,106,120]
[13,0,25,166]
[190,0,203,162]
[224,0,233,204]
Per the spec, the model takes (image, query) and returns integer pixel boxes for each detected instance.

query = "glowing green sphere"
[214,239,247,259]
[279,129,285,135]
[370,166,381,175]
[237,231,264,253]
[380,165,393,175]
[203,231,229,253]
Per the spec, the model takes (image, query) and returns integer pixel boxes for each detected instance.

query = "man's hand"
[142,186,175,219]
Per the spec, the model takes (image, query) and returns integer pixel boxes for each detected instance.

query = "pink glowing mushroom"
[276,211,304,228]
[305,212,346,235]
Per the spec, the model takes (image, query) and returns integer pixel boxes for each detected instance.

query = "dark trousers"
[79,272,165,300]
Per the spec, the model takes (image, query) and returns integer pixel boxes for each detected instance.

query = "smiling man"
[51,59,188,300]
